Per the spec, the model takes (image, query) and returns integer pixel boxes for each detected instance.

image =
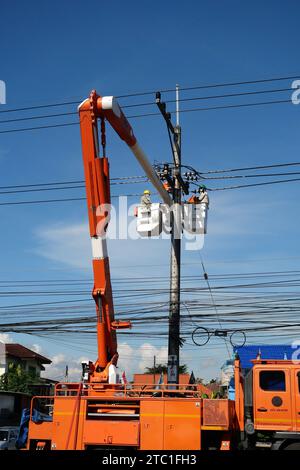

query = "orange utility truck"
[26,91,300,451]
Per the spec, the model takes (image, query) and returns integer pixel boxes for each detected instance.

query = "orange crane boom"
[78,90,171,382]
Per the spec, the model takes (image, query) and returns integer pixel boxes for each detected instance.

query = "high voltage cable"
[0,163,298,192]
[1,73,299,115]
[1,269,299,284]
[0,179,147,195]
[0,100,80,114]
[0,86,294,124]
[209,176,300,191]
[0,111,77,124]
[204,171,300,180]
[127,99,293,119]
[0,176,298,205]
[198,255,231,357]
[0,193,141,206]
[201,162,300,174]
[116,74,300,97]
[0,98,296,135]
[0,122,78,134]
[0,175,146,190]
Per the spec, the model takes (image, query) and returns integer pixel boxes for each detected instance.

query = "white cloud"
[30,343,43,354]
[138,343,168,372]
[43,353,78,381]
[117,342,168,377]
[32,220,170,275]
[207,191,284,237]
[0,333,13,343]
[33,222,91,269]
[39,341,191,383]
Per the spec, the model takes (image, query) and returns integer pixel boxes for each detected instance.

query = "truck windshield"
[0,431,9,441]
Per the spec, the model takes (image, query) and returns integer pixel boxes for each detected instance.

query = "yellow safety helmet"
[143,190,150,194]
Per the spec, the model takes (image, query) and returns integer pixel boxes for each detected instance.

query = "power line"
[0,121,78,134]
[0,179,147,195]
[0,111,77,125]
[203,171,300,180]
[209,176,300,191]
[115,74,300,98]
[0,100,80,114]
[0,98,295,135]
[201,162,300,174]
[127,98,292,119]
[0,175,146,191]
[0,163,298,193]
[0,176,299,203]
[121,86,293,109]
[0,86,293,125]
[0,193,141,206]
[1,73,298,115]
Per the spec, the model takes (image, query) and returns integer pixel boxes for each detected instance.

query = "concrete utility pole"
[168,84,182,385]
[156,86,188,386]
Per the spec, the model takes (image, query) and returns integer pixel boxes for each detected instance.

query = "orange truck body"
[26,384,236,450]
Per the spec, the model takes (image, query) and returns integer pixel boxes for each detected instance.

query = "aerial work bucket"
[183,202,208,234]
[136,203,162,237]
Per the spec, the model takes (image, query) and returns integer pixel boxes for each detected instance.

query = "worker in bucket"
[140,189,152,211]
[198,184,209,234]
[198,184,209,207]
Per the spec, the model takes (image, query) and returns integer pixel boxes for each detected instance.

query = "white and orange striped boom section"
[78,90,171,379]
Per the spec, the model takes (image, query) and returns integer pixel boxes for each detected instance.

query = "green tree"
[0,362,41,394]
[145,363,189,374]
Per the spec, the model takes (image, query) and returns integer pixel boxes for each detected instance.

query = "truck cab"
[235,359,300,449]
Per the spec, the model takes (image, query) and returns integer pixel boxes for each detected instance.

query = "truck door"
[253,367,293,431]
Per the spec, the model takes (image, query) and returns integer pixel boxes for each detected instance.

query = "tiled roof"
[5,344,51,364]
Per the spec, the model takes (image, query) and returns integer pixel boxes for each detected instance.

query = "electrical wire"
[1,73,297,115]
[209,176,300,191]
[198,255,231,358]
[203,171,300,180]
[0,98,296,134]
[0,193,142,206]
[201,162,300,175]
[0,86,294,123]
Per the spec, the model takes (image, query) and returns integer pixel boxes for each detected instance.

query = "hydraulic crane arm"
[79,92,172,205]
[78,90,171,382]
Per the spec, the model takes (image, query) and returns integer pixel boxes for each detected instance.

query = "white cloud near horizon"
[0,333,13,343]
[40,341,191,382]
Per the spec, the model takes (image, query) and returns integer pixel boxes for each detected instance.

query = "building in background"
[0,343,51,378]
[0,343,56,426]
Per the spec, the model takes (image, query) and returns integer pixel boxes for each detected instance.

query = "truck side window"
[259,370,286,391]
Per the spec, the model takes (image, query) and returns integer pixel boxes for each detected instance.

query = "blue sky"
[0,0,300,381]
